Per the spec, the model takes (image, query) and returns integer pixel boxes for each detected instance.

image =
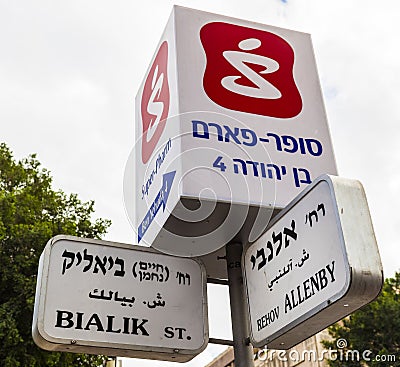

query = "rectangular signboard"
[32,236,208,362]
[243,175,383,349]
[133,6,337,261]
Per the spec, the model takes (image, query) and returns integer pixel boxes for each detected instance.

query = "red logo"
[141,41,170,164]
[200,22,302,118]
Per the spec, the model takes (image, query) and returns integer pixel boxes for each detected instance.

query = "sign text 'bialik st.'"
[131,6,337,261]
[32,236,208,362]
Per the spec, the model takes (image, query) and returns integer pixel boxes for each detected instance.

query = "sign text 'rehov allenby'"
[32,236,208,362]
[243,175,383,349]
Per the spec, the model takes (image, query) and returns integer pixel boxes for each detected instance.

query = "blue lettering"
[191,121,323,156]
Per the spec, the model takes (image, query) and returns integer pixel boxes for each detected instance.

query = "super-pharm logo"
[141,41,170,164]
[200,22,302,118]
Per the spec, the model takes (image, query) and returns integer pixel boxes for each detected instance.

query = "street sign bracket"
[207,278,229,286]
[209,338,234,347]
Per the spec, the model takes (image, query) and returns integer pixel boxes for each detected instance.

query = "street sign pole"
[226,242,254,367]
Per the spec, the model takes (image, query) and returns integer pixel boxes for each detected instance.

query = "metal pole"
[226,242,254,367]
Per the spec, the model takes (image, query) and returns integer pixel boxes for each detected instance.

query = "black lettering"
[55,311,153,336]
[256,307,280,331]
[84,313,104,332]
[75,312,84,330]
[131,318,149,336]
[326,261,336,282]
[284,261,337,314]
[290,289,298,308]
[55,310,74,328]
[273,306,279,320]
[262,316,267,329]
[257,319,262,331]
[123,317,130,334]
[285,294,292,313]
[303,279,312,300]
[310,273,319,294]
[176,327,186,340]
[296,285,305,304]
[164,326,174,338]
[106,315,121,333]
[318,268,328,290]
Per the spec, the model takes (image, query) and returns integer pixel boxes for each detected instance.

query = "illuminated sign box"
[133,6,337,259]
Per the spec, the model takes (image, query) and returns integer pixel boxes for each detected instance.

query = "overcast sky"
[1,0,399,366]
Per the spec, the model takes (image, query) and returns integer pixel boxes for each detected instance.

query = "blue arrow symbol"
[138,171,176,242]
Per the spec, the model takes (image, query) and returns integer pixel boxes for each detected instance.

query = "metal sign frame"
[243,175,383,349]
[32,236,208,362]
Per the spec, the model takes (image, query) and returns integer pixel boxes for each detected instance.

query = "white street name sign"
[243,175,383,349]
[132,6,337,259]
[32,236,208,362]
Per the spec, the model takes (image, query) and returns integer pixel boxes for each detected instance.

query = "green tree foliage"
[323,273,400,367]
[0,143,111,367]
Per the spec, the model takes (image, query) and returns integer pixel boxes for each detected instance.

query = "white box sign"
[133,6,337,258]
[32,236,208,362]
[243,175,383,349]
